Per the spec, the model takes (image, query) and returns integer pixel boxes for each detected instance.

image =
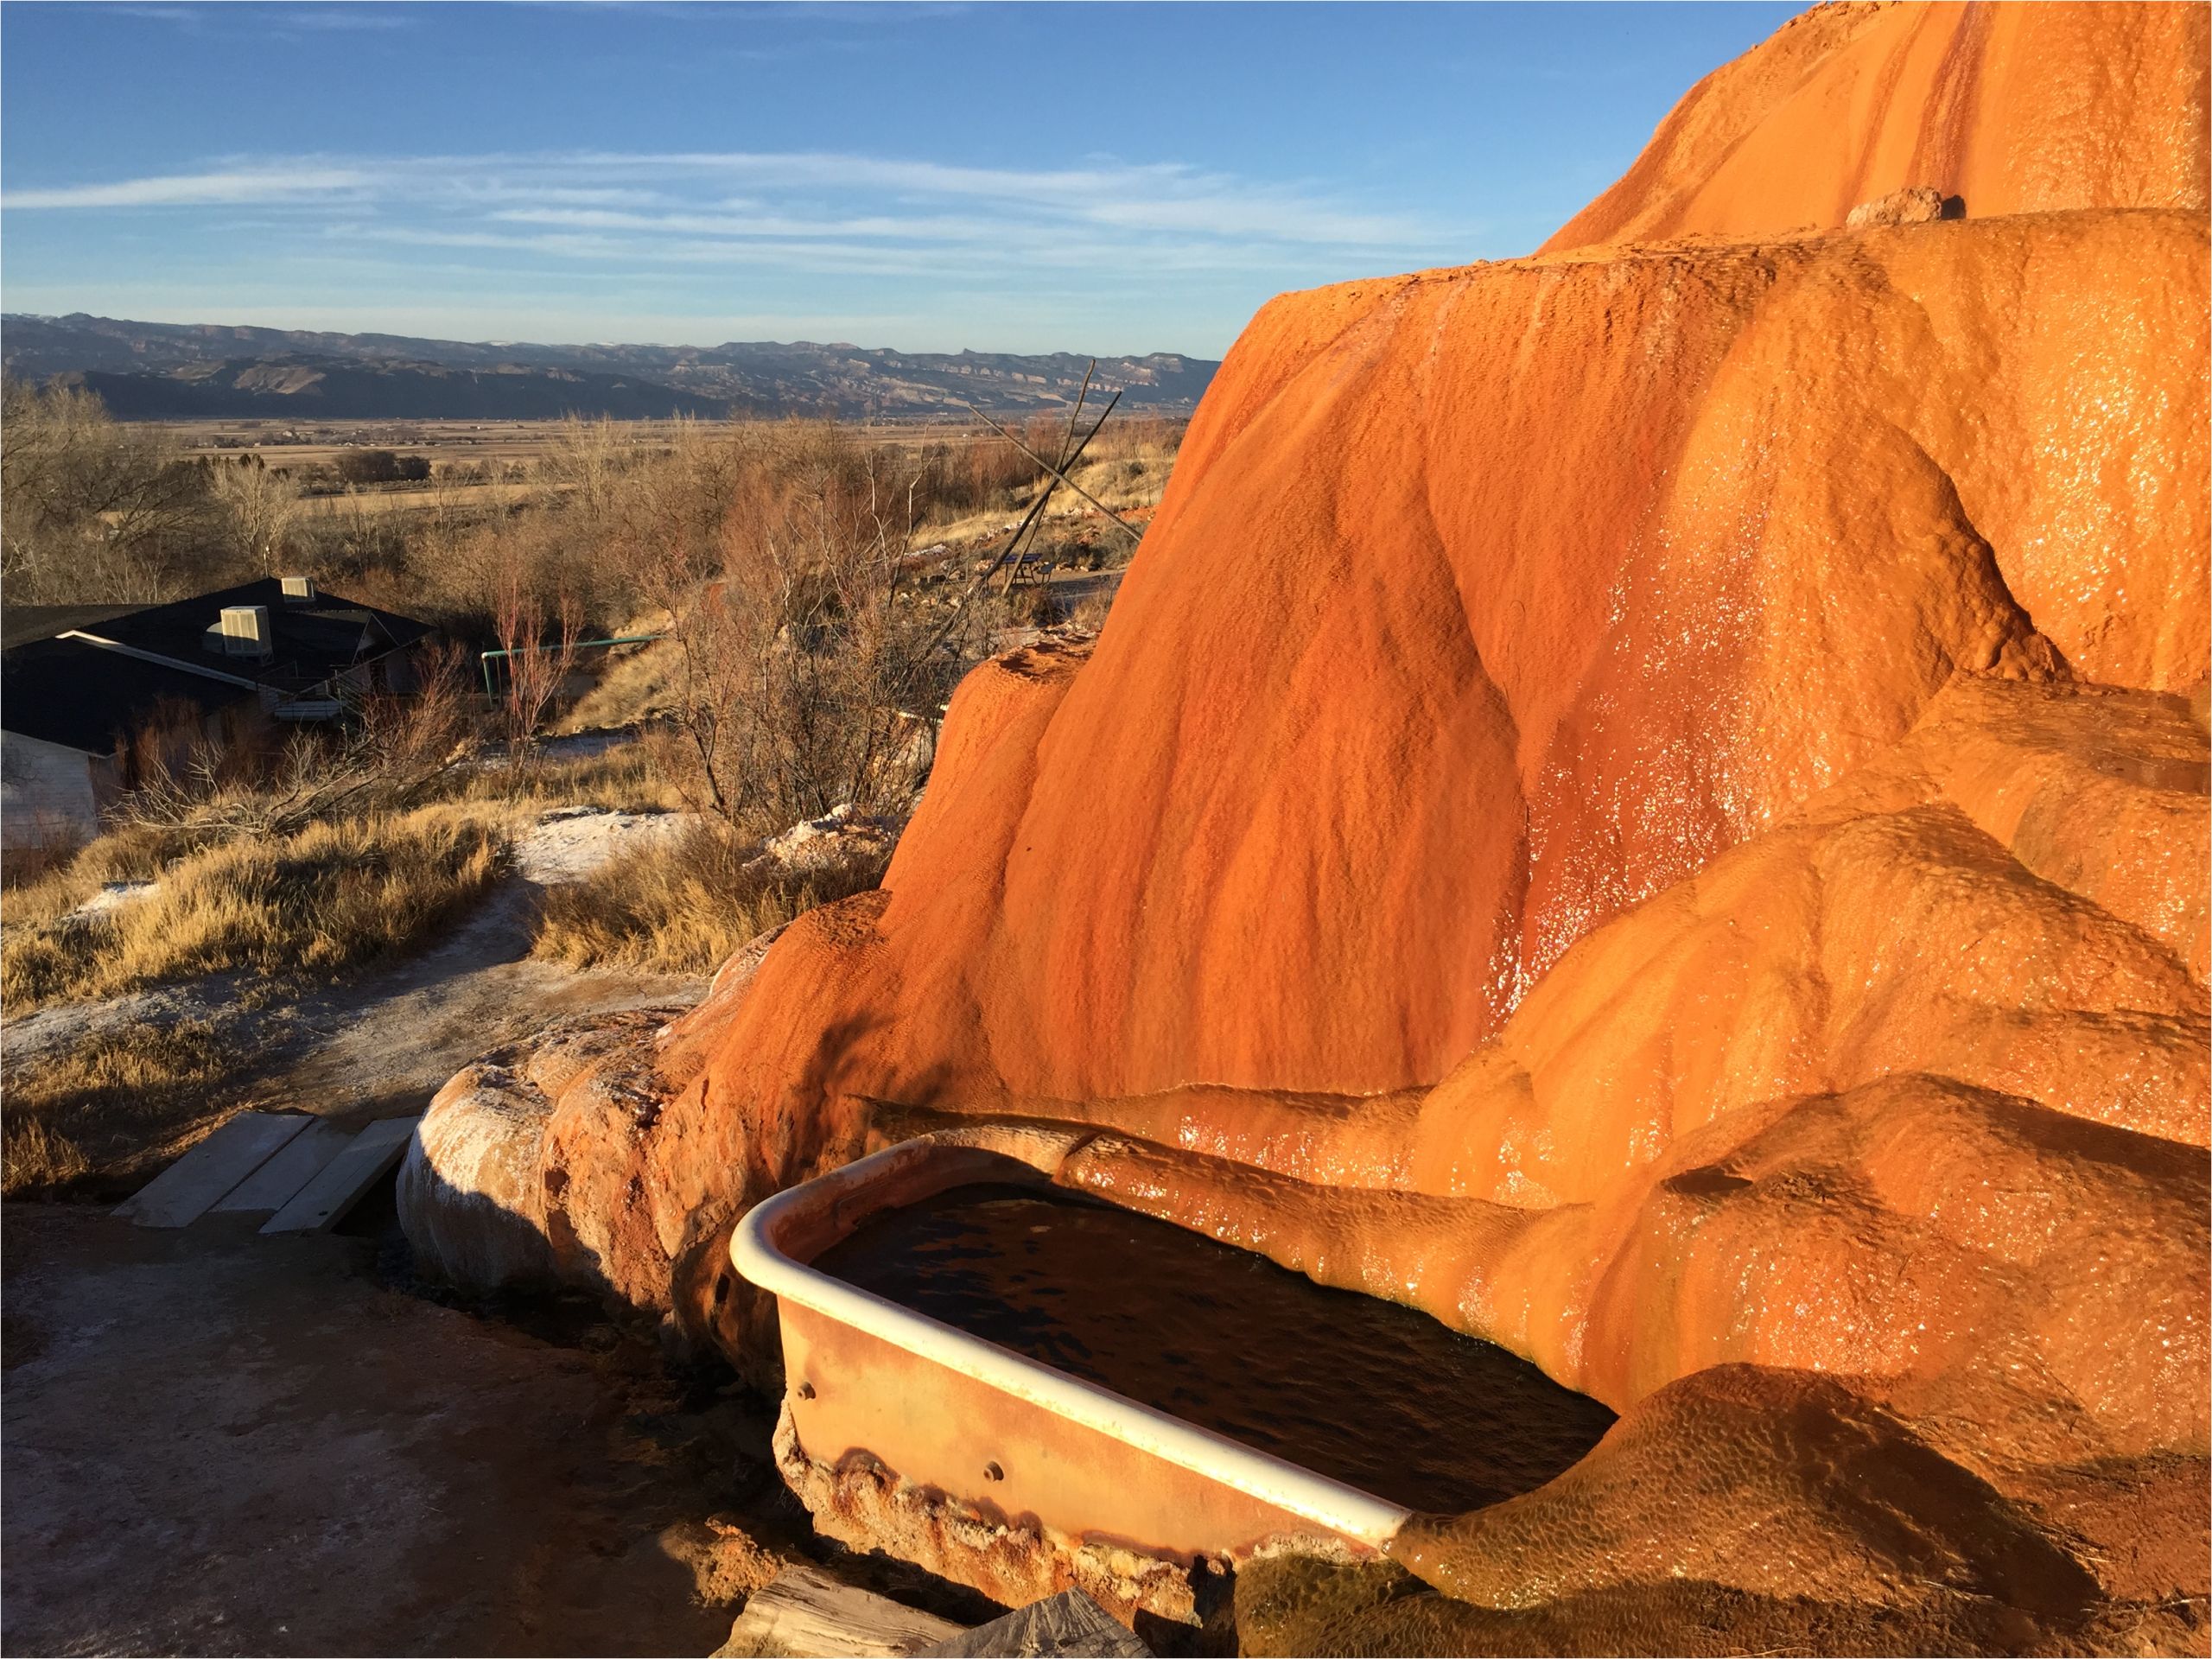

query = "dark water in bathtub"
[810,1181,1615,1516]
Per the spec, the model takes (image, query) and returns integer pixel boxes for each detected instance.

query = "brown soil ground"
[2,1202,760,1656]
[1,1196,1004,1656]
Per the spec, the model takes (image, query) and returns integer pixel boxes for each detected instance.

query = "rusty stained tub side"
[730,1134,1415,1565]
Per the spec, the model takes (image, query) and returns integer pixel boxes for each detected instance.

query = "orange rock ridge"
[1543,0,2209,252]
[404,2,2210,1643]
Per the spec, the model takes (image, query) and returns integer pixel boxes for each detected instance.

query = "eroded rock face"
[399,1008,692,1308]
[1393,1367,2099,1615]
[400,3,2209,1646]
[642,208,2202,1160]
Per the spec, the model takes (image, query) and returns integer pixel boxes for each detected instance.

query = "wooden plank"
[922,1591,1150,1658]
[211,1119,353,1214]
[715,1565,963,1658]
[115,1113,311,1229]
[260,1116,417,1236]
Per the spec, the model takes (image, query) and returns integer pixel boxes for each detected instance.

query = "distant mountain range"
[0,313,1217,423]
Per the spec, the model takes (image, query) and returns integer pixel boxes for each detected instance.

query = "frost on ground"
[63,881,161,923]
[751,804,904,876]
[518,805,706,884]
[1,974,281,1077]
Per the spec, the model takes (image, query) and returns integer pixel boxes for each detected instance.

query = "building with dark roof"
[1,577,434,852]
[0,603,140,652]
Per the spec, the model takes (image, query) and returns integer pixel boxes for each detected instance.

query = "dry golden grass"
[0,739,690,1015]
[1065,450,1176,513]
[2,810,508,1011]
[556,636,683,734]
[290,478,554,518]
[0,823,201,926]
[3,1114,91,1196]
[531,819,886,976]
[443,741,689,815]
[912,426,1178,551]
[3,1019,236,1197]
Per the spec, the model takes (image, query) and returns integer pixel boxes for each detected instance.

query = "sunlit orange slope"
[1542,0,2209,252]
[655,4,2211,1130]
[659,203,2204,1165]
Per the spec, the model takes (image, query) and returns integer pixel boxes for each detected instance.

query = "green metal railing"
[477,633,664,696]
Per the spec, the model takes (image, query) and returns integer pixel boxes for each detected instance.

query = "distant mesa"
[0,314,1218,422]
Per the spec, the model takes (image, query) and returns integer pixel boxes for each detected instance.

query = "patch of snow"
[65,881,160,922]
[750,804,903,876]
[515,808,705,886]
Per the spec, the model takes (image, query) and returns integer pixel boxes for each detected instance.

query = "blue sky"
[1,2,1798,355]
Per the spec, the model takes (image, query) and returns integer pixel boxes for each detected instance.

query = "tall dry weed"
[1,810,508,1010]
[3,1019,235,1197]
[531,818,885,976]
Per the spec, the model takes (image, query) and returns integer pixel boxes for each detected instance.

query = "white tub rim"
[731,1136,1415,1548]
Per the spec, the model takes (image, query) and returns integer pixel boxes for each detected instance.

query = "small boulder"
[1845,185,1959,227]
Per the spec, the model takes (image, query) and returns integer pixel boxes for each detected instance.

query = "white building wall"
[0,733,104,849]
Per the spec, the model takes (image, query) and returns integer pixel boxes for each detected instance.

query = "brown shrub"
[642,428,985,830]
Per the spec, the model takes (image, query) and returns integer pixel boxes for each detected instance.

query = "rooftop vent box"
[219,605,272,659]
[280,575,317,604]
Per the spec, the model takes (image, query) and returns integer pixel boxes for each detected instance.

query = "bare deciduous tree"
[208,453,302,575]
[493,564,585,751]
[545,414,629,528]
[0,377,226,601]
[643,425,996,831]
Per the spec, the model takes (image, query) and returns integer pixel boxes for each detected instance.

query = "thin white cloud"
[442,182,673,207]
[104,3,412,31]
[3,145,1463,353]
[270,9,412,29]
[489,205,1014,242]
[330,222,1009,278]
[3,167,373,209]
[3,149,1440,251]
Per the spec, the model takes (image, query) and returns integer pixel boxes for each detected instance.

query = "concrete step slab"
[115,1113,311,1229]
[211,1119,353,1215]
[261,1116,418,1236]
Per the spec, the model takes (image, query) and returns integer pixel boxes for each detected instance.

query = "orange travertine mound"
[403,3,2210,1644]
[1043,684,2209,1460]
[1542,0,2209,253]
[658,206,2204,1138]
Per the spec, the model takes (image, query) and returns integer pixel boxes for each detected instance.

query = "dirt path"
[2,1205,770,1657]
[0,807,1014,1656]
[259,863,698,1125]
[3,807,708,1133]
